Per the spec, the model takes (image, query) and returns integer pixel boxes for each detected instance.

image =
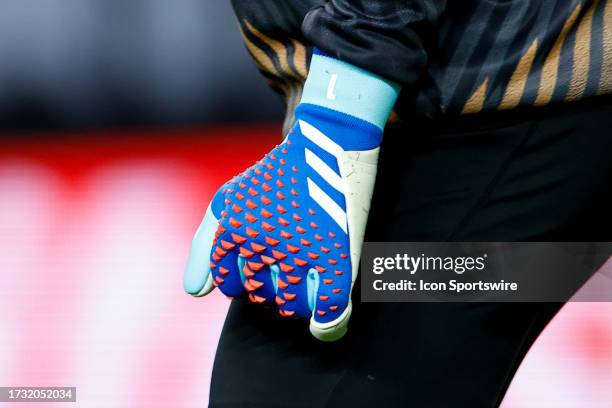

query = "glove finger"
[210,229,246,298]
[184,182,233,297]
[183,203,219,297]
[309,300,352,342]
[240,252,278,304]
[274,260,311,319]
[309,260,353,342]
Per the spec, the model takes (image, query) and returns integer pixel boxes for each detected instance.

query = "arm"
[302,0,448,86]
[231,0,324,135]
[232,0,446,131]
[184,1,446,341]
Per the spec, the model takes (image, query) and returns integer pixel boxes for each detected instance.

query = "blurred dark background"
[0,0,283,132]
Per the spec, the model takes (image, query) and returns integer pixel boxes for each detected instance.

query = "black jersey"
[232,0,612,117]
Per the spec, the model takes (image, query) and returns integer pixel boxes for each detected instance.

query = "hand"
[184,49,399,341]
[184,103,381,341]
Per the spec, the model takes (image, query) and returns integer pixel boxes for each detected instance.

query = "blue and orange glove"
[184,50,400,341]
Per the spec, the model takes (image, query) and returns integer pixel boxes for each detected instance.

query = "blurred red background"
[1,127,611,407]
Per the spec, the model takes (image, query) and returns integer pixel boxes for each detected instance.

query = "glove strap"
[300,48,401,131]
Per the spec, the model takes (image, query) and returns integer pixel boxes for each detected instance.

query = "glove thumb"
[184,188,226,297]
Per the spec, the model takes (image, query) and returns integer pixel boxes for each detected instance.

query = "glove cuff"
[299,48,401,131]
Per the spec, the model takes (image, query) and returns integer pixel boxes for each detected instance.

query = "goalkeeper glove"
[184,49,400,341]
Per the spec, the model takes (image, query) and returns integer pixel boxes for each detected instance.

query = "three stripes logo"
[298,120,348,234]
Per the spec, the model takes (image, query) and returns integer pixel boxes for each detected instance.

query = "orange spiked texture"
[229,217,242,228]
[286,275,302,284]
[283,293,297,301]
[239,247,254,258]
[247,261,264,271]
[220,240,235,250]
[244,279,264,291]
[286,244,300,254]
[248,294,266,303]
[250,242,266,253]
[242,265,255,278]
[245,213,258,223]
[308,252,320,260]
[279,310,295,317]
[265,236,280,246]
[279,263,295,273]
[277,278,289,290]
[246,227,259,238]
[294,257,307,267]
[231,233,247,244]
[272,250,287,260]
[261,255,276,265]
[261,222,275,232]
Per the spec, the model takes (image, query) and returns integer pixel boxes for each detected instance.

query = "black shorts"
[209,98,612,408]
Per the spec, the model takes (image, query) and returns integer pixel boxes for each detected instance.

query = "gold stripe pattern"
[239,19,311,95]
[290,39,308,79]
[238,19,316,135]
[567,0,600,101]
[462,77,489,114]
[237,19,399,127]
[238,24,289,94]
[599,0,612,94]
[535,4,583,106]
[499,39,539,110]
[238,24,279,75]
[244,21,297,80]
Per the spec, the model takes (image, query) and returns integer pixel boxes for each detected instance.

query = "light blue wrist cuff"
[300,51,401,130]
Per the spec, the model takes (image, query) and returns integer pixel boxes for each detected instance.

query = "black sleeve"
[231,0,325,135]
[231,0,323,40]
[302,0,447,86]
